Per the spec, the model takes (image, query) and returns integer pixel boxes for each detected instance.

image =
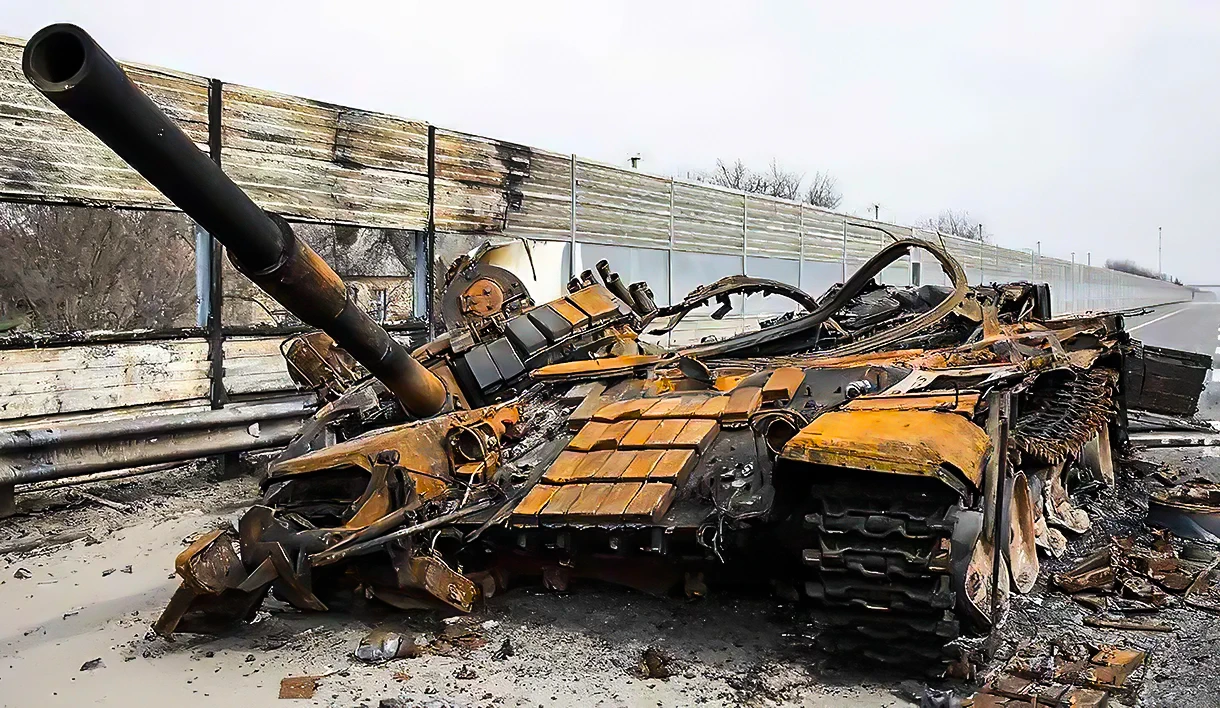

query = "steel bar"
[1129,432,1220,448]
[991,414,1011,621]
[16,462,182,493]
[0,396,315,451]
[983,390,1002,543]
[569,154,577,277]
[206,77,227,410]
[310,498,497,567]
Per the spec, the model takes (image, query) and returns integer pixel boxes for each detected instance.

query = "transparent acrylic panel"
[672,251,744,312]
[223,222,415,327]
[745,256,800,315]
[801,260,843,298]
[576,243,670,306]
[0,203,196,333]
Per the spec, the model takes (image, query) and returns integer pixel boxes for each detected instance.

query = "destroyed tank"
[24,24,1170,672]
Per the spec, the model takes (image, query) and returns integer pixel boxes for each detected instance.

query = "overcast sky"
[5,1,1218,282]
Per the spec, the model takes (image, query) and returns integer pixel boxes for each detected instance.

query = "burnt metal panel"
[461,344,501,391]
[486,337,525,383]
[1125,342,1210,417]
[505,314,548,356]
[219,83,429,229]
[528,305,574,342]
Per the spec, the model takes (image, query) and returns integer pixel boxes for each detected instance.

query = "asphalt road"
[1123,301,1220,418]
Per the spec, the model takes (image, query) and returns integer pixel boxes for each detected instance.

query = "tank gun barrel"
[22,24,447,418]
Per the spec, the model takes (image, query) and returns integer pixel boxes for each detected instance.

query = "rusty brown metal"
[1148,481,1220,542]
[970,642,1147,706]
[780,409,991,490]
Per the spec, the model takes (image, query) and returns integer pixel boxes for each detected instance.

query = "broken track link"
[793,474,970,670]
[1013,367,1118,464]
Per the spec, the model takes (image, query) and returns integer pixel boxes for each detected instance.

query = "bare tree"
[919,209,986,242]
[757,160,803,200]
[0,203,197,333]
[804,171,842,209]
[699,159,799,197]
[697,159,843,208]
[698,159,752,192]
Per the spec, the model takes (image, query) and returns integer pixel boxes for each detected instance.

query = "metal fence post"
[569,154,577,277]
[194,223,212,327]
[1070,253,1076,313]
[840,217,848,282]
[417,125,436,337]
[668,179,675,348]
[798,203,805,292]
[205,78,227,411]
[741,195,749,326]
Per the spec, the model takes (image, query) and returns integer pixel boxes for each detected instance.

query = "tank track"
[794,473,970,669]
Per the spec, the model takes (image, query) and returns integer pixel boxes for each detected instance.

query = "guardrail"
[0,394,316,516]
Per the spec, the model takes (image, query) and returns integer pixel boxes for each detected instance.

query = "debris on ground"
[970,644,1146,706]
[1050,527,1219,621]
[639,645,676,679]
[69,489,132,513]
[0,530,90,555]
[492,637,513,661]
[893,681,962,708]
[354,629,424,664]
[434,617,487,652]
[1148,481,1220,542]
[79,658,105,671]
[278,675,320,699]
[1082,617,1175,632]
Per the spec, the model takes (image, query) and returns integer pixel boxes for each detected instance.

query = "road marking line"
[1126,305,1192,332]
